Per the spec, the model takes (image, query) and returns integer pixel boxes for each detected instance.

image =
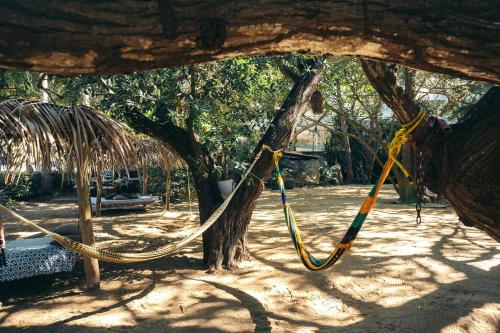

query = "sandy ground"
[0,185,499,333]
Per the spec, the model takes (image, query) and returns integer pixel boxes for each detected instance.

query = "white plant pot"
[217,179,235,194]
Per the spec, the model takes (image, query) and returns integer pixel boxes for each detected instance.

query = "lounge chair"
[90,195,158,211]
[0,237,76,282]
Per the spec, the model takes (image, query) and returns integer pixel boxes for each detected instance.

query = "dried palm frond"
[135,138,185,172]
[0,99,184,183]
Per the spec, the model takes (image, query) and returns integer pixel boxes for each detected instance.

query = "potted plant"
[215,165,234,195]
[214,156,239,196]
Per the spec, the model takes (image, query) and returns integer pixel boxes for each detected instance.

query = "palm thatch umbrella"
[0,99,183,288]
[135,138,186,212]
[92,137,185,217]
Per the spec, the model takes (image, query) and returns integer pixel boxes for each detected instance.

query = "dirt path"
[0,185,499,332]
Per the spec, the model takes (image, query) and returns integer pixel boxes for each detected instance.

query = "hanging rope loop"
[387,109,426,179]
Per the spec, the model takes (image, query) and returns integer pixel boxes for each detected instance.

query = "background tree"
[55,56,324,269]
[295,58,488,201]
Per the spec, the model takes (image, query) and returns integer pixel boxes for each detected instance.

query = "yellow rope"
[387,109,426,178]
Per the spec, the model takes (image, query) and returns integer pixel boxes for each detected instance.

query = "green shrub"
[0,171,37,200]
[320,164,343,185]
[0,170,76,201]
[146,166,194,200]
[50,171,74,193]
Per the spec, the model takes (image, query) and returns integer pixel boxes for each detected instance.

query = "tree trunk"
[123,105,225,264]
[95,167,102,218]
[189,164,223,263]
[366,111,382,183]
[361,59,500,242]
[340,114,354,183]
[397,143,417,203]
[366,150,376,183]
[0,2,499,84]
[398,67,417,202]
[123,58,325,269]
[440,90,500,241]
[75,149,100,289]
[205,59,326,270]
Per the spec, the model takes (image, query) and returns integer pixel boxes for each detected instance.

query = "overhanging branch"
[0,1,499,83]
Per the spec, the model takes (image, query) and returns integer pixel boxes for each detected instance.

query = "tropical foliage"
[0,56,488,192]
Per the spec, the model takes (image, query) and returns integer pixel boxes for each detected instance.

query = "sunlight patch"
[440,303,500,333]
[467,256,500,271]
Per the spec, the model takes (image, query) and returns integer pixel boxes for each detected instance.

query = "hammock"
[0,110,425,268]
[268,110,426,270]
[0,145,267,263]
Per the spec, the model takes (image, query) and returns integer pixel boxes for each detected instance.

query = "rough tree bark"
[361,59,500,241]
[398,68,418,203]
[124,107,223,263]
[0,1,499,84]
[124,58,325,269]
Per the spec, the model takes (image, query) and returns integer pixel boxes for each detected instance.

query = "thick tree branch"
[255,59,326,154]
[360,59,435,141]
[0,1,499,83]
[123,106,192,159]
[277,62,300,83]
[360,60,421,123]
[362,59,500,241]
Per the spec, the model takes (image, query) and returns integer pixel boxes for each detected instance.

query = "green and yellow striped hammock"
[266,110,425,271]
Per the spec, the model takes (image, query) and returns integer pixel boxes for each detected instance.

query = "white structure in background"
[82,91,91,106]
[294,111,332,152]
[41,74,49,103]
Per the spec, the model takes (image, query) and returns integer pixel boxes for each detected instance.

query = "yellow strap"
[387,109,426,178]
[261,145,283,168]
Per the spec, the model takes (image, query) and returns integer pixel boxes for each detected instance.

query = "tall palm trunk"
[76,144,100,289]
